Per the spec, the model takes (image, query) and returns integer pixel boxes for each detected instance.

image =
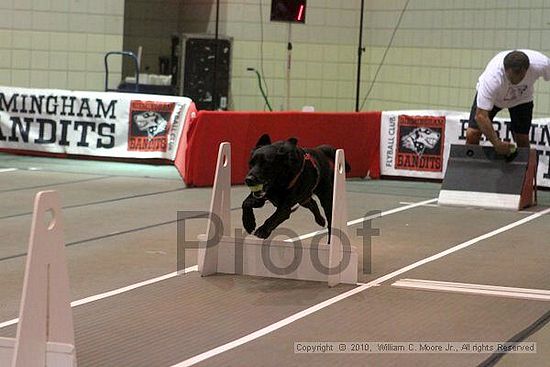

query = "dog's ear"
[277,139,296,156]
[256,134,271,147]
[287,137,298,145]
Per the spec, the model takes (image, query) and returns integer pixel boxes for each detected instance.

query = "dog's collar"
[287,151,320,189]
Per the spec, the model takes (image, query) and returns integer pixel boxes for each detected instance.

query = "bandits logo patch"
[395,115,445,172]
[128,100,174,152]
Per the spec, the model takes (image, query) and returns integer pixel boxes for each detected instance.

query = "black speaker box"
[178,34,232,111]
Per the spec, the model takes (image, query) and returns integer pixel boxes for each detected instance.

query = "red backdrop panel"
[176,111,381,187]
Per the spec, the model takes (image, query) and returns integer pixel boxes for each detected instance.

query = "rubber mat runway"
[0,153,548,367]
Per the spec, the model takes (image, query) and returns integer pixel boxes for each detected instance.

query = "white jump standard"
[0,191,77,367]
[198,142,358,286]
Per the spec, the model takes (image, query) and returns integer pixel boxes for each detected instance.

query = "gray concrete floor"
[0,153,548,367]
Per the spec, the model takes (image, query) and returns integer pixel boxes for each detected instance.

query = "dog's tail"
[317,145,351,173]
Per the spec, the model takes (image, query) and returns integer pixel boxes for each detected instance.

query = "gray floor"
[0,153,548,367]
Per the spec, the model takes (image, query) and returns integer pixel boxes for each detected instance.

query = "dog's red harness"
[287,152,321,192]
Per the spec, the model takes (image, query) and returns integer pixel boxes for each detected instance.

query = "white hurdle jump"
[198,142,358,287]
[0,191,77,367]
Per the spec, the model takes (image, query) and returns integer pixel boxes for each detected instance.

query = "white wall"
[124,0,181,76]
[218,0,362,111]
[0,0,124,91]
[219,0,550,115]
[362,0,550,117]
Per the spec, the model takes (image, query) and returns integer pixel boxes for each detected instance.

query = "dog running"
[242,134,350,239]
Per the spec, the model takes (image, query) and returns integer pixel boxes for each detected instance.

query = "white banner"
[0,86,193,160]
[381,110,550,187]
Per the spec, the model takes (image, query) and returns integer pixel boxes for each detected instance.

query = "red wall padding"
[175,111,382,187]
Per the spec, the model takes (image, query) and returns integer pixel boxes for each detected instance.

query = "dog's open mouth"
[252,190,266,198]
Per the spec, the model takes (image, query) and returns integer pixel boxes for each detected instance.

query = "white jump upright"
[197,142,232,276]
[198,142,358,286]
[0,191,77,367]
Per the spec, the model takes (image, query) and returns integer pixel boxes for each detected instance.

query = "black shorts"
[468,93,533,135]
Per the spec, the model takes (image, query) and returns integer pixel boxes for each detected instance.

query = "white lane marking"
[0,265,198,330]
[399,201,438,208]
[0,168,18,173]
[171,207,550,367]
[286,198,438,242]
[399,201,536,214]
[0,318,17,329]
[392,278,550,302]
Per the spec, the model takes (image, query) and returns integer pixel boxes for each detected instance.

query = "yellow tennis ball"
[249,184,263,192]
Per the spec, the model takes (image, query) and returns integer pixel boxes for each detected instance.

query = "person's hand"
[494,140,513,155]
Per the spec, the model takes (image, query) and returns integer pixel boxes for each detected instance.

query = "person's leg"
[508,101,533,148]
[466,94,482,144]
[512,133,530,147]
[466,93,501,144]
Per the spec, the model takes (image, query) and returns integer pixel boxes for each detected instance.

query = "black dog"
[242,134,350,239]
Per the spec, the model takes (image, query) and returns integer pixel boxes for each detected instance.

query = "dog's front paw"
[242,214,256,234]
[314,215,326,227]
[254,225,272,239]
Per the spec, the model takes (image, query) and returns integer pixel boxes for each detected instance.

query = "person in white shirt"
[466,49,550,154]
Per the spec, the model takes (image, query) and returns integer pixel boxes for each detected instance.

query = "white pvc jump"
[198,142,358,287]
[0,191,77,367]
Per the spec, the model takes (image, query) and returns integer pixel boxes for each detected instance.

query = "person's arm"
[541,54,550,81]
[474,107,512,154]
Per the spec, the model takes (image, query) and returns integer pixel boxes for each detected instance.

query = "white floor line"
[286,198,438,242]
[400,201,535,214]
[0,198,434,330]
[171,206,550,367]
[401,200,537,214]
[392,278,550,301]
[399,201,439,208]
[0,265,198,330]
[0,168,17,173]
